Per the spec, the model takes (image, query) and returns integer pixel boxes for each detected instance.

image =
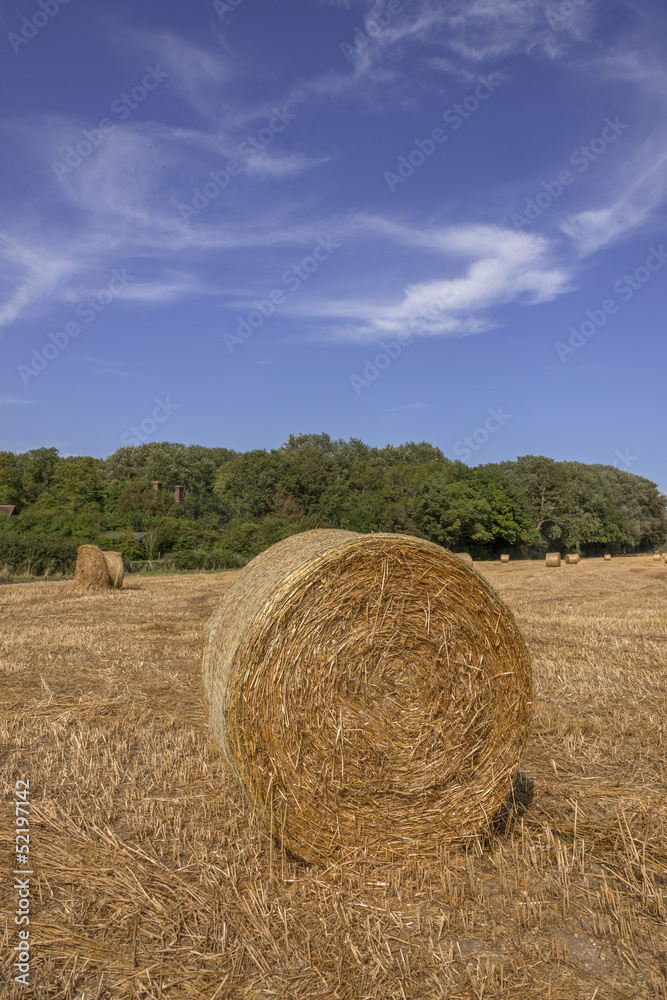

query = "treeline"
[0,435,665,576]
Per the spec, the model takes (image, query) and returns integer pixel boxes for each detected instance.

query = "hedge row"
[0,535,79,575]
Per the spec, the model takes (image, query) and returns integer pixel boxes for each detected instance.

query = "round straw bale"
[453,552,474,567]
[653,554,661,562]
[564,554,580,564]
[74,544,112,591]
[604,554,612,561]
[201,529,532,863]
[500,554,510,563]
[545,552,561,567]
[103,550,124,589]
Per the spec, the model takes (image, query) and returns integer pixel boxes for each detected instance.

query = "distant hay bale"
[564,554,580,564]
[545,552,561,567]
[604,554,612,561]
[103,551,124,589]
[653,554,661,562]
[454,552,474,567]
[201,529,532,863]
[500,554,510,563]
[74,545,112,591]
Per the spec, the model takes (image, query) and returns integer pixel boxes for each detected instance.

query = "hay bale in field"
[500,554,510,563]
[74,545,112,591]
[604,554,612,561]
[545,552,561,567]
[201,529,532,863]
[564,554,580,565]
[453,552,474,567]
[653,554,661,562]
[103,550,124,589]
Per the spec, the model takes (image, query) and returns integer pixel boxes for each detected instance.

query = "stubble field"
[1,554,666,999]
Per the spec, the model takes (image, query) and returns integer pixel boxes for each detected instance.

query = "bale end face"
[103,551,124,589]
[202,529,532,863]
[74,545,113,591]
[545,552,561,567]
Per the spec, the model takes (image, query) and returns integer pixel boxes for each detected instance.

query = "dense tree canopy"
[0,438,664,575]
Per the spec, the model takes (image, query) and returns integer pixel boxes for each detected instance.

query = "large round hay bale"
[604,554,612,561]
[201,529,532,863]
[103,550,124,589]
[453,552,473,567]
[545,552,561,567]
[500,554,510,563]
[564,554,580,564]
[74,545,112,591]
[653,554,661,562]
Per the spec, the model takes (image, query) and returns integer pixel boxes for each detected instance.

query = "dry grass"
[202,530,531,864]
[1,554,666,998]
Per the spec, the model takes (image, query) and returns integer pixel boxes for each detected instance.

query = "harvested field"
[1,554,666,999]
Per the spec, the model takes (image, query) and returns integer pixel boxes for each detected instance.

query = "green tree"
[16,448,59,504]
[0,452,21,505]
[39,457,105,514]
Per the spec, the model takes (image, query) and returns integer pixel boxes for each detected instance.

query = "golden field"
[1,554,666,999]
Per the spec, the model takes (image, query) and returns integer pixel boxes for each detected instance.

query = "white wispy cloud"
[246,152,332,179]
[83,358,135,377]
[0,235,77,329]
[285,223,572,341]
[558,52,667,254]
[0,395,38,405]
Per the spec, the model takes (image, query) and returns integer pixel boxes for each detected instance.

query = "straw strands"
[202,529,532,863]
[74,544,113,591]
[545,552,561,567]
[103,551,124,589]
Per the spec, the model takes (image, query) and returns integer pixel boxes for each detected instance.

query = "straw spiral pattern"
[201,529,532,862]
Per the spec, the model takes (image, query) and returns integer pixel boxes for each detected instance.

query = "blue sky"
[1,0,665,489]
